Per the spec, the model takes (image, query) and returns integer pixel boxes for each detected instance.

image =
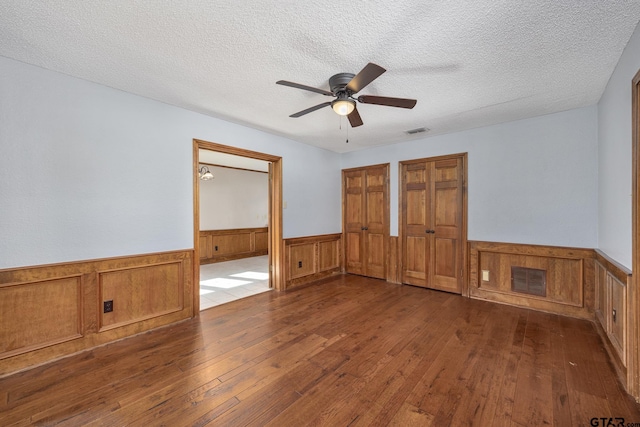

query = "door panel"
[364,166,387,279]
[435,186,458,227]
[404,236,427,286]
[434,238,456,277]
[344,170,365,275]
[406,190,426,225]
[367,191,384,225]
[402,162,429,286]
[346,232,363,274]
[401,155,465,294]
[431,158,463,293]
[366,233,385,279]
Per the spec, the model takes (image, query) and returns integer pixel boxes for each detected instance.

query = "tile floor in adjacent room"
[200,255,271,310]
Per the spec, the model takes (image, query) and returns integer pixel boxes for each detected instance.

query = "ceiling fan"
[276,63,417,127]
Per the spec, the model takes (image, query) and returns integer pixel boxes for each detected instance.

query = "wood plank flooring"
[1,274,639,426]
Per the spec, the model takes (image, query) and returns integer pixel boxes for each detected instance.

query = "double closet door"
[343,164,389,280]
[401,154,465,294]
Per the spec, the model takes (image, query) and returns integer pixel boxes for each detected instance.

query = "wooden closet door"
[343,164,389,280]
[430,158,463,293]
[401,155,464,294]
[402,162,429,287]
[344,169,366,276]
[364,166,387,279]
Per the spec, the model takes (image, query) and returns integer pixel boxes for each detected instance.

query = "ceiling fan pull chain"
[346,121,349,143]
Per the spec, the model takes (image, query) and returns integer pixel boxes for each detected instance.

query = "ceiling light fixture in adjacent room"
[199,166,214,180]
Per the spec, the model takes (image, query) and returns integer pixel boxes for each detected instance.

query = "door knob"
[425,229,435,234]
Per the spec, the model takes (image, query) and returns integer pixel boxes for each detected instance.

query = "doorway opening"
[193,139,283,315]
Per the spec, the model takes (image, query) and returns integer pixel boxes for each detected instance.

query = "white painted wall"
[3,34,632,270]
[341,106,599,249]
[0,56,342,269]
[598,22,640,269]
[199,166,268,230]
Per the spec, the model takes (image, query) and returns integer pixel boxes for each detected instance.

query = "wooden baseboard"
[468,241,595,319]
[594,313,627,388]
[0,250,193,377]
[284,233,342,289]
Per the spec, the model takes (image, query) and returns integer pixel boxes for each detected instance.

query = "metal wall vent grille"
[511,266,546,297]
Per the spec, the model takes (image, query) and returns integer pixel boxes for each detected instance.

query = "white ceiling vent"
[405,127,429,135]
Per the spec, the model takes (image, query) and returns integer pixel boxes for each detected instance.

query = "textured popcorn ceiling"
[1,1,639,153]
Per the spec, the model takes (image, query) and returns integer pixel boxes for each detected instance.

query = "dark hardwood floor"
[1,274,639,426]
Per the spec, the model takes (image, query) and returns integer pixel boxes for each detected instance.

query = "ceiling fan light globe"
[332,99,355,116]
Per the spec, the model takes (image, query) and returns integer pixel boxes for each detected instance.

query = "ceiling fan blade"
[358,95,417,109]
[348,106,363,127]
[289,101,332,118]
[346,63,386,94]
[276,80,334,97]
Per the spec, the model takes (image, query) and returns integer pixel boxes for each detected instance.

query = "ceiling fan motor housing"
[329,73,355,95]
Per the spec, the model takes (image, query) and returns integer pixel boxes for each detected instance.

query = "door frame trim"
[398,152,468,295]
[193,139,284,316]
[630,69,640,398]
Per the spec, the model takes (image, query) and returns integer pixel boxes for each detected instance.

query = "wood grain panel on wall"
[477,252,583,306]
[200,227,268,264]
[255,231,268,251]
[289,244,316,280]
[284,234,342,289]
[213,233,251,256]
[199,235,211,260]
[100,262,183,331]
[469,241,594,319]
[593,250,630,387]
[0,277,82,359]
[610,274,627,365]
[318,240,339,271]
[0,250,193,377]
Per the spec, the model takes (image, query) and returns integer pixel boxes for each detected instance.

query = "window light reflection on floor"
[230,271,270,280]
[200,277,252,289]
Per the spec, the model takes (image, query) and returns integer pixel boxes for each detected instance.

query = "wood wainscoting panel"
[285,234,342,289]
[0,250,193,377]
[99,262,183,331]
[477,252,583,306]
[212,233,251,256]
[255,230,269,252]
[200,227,268,264]
[199,235,211,260]
[469,241,594,319]
[288,243,316,280]
[610,274,627,365]
[318,240,340,271]
[0,276,82,359]
[594,250,631,386]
